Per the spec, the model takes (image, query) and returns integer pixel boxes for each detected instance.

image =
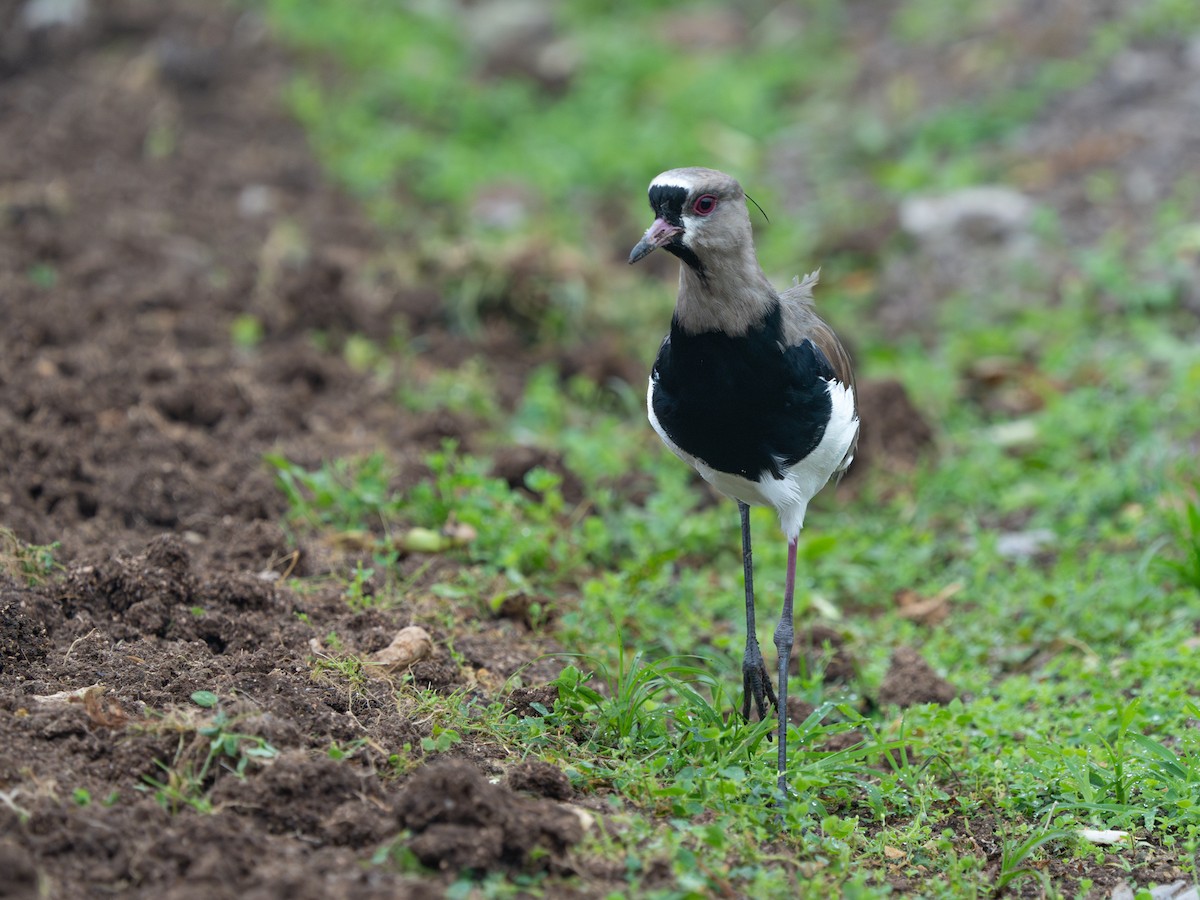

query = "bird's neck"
[673,249,777,337]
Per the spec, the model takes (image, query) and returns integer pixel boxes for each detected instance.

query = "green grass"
[0,527,61,585]
[137,691,280,815]
[260,293,1200,893]
[253,0,1200,895]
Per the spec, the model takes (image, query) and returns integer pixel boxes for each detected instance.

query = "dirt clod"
[210,751,387,843]
[396,760,583,873]
[845,378,936,483]
[0,837,38,898]
[0,580,52,674]
[877,647,957,707]
[505,684,558,718]
[505,760,573,801]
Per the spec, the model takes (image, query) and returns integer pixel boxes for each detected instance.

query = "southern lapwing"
[629,167,859,798]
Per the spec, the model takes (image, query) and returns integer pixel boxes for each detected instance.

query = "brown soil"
[877,646,959,708]
[0,2,588,896]
[396,761,583,874]
[3,0,1184,897]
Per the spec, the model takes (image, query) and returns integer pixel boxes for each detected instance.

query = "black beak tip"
[628,239,654,265]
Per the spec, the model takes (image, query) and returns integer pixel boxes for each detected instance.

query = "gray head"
[629,167,775,335]
[628,168,756,279]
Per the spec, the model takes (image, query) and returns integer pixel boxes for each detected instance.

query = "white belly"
[647,375,858,538]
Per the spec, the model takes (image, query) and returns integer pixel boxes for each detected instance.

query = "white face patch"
[647,169,736,254]
[649,171,701,194]
[650,173,704,248]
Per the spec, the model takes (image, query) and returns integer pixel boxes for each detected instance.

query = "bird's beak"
[629,217,683,264]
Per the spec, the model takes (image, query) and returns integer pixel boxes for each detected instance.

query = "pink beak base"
[629,217,683,264]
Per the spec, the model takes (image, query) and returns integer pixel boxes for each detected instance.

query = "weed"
[266,452,393,532]
[343,560,377,610]
[420,727,462,755]
[992,826,1071,896]
[230,313,264,349]
[1161,492,1200,591]
[310,651,369,710]
[27,263,57,289]
[0,528,61,585]
[138,692,279,814]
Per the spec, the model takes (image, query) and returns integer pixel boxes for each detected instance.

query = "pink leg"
[773,537,798,799]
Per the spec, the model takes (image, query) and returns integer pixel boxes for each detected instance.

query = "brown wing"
[779,274,859,473]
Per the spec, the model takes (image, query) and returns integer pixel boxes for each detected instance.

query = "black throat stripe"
[650,303,836,480]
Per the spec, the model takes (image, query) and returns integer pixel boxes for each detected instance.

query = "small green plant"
[230,313,265,349]
[991,826,1071,896]
[327,739,368,761]
[191,691,219,708]
[0,528,61,585]
[420,726,462,754]
[139,692,279,814]
[1161,493,1200,591]
[266,452,393,531]
[27,263,57,289]
[549,654,723,750]
[344,561,376,610]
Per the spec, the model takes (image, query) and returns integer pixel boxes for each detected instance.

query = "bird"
[628,167,859,799]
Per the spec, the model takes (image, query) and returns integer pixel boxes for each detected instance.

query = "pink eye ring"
[693,194,718,216]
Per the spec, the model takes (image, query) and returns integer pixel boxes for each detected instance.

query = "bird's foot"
[741,659,779,726]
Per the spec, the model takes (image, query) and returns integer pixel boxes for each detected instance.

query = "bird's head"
[628,167,754,279]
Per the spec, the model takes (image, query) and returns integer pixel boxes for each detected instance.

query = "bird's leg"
[772,536,799,800]
[739,502,777,723]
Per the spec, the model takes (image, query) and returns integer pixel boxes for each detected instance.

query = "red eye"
[693,194,717,216]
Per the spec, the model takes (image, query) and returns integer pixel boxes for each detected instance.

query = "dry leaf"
[33,684,128,728]
[563,804,596,832]
[84,687,130,728]
[367,626,433,677]
[895,582,962,625]
[327,530,374,552]
[33,684,106,704]
[393,523,476,554]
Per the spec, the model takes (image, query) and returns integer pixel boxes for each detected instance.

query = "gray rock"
[899,186,1034,244]
[995,529,1056,561]
[459,0,578,89]
[20,0,87,30]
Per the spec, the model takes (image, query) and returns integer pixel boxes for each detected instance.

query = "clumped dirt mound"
[396,760,584,874]
[505,759,575,801]
[0,575,53,674]
[877,646,958,707]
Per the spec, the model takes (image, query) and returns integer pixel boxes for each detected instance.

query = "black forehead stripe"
[648,184,688,224]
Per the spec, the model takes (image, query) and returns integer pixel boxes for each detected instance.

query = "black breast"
[650,303,835,480]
